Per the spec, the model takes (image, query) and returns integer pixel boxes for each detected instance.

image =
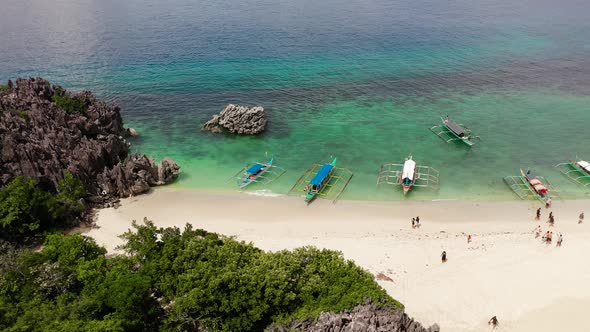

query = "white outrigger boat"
[400,156,417,194]
[377,155,439,195]
[555,159,590,187]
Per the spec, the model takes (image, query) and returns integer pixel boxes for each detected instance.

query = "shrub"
[51,87,86,114]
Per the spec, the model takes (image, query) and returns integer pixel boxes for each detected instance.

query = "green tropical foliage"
[0,173,86,240]
[0,220,401,332]
[51,87,87,114]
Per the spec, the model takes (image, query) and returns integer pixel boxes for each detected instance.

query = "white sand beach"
[86,188,590,332]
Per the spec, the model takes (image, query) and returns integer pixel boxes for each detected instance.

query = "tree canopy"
[0,173,85,241]
[0,220,401,331]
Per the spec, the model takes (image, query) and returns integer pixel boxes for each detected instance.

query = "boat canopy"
[444,119,465,137]
[246,163,264,174]
[402,159,416,181]
[310,164,334,186]
[577,161,590,173]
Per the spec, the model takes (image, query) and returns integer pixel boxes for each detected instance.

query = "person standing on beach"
[412,218,416,229]
[488,316,499,329]
[536,208,541,220]
[557,233,563,247]
[580,212,584,224]
[441,251,447,263]
[549,215,555,227]
[546,197,552,208]
[416,216,420,228]
[467,235,472,243]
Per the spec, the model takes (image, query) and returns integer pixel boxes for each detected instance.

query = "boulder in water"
[202,104,267,135]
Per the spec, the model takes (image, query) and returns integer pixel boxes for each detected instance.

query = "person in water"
[488,316,499,329]
[536,208,541,220]
[441,251,447,263]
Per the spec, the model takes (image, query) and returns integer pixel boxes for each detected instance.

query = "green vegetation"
[0,220,401,332]
[0,172,86,241]
[14,109,28,119]
[0,84,9,91]
[51,87,87,114]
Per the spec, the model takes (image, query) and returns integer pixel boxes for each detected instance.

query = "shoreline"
[85,187,590,331]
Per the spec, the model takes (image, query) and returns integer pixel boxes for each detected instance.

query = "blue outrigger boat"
[239,158,274,188]
[304,158,337,203]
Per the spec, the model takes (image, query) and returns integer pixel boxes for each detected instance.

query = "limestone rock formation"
[267,302,439,332]
[0,77,180,205]
[202,104,267,134]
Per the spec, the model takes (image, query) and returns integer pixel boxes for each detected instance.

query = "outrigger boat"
[521,169,548,198]
[239,158,274,188]
[229,157,286,189]
[555,159,590,187]
[430,115,477,146]
[377,155,439,195]
[288,157,353,204]
[401,157,417,194]
[503,168,558,203]
[304,158,337,203]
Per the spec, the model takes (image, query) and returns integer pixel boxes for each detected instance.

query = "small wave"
[243,189,284,198]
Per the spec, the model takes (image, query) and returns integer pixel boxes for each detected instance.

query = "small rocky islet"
[202,103,268,134]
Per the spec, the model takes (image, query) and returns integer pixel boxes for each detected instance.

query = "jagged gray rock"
[266,302,440,332]
[0,77,180,205]
[202,104,267,134]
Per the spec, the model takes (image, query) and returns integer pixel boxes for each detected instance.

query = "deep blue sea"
[1,0,590,201]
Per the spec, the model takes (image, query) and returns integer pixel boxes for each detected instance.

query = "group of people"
[538,230,563,246]
[532,208,583,247]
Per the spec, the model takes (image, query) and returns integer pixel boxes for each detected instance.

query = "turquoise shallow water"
[1,0,590,201]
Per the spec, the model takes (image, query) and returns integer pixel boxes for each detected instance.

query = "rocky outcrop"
[202,104,267,134]
[0,77,180,205]
[267,302,439,332]
[126,127,139,137]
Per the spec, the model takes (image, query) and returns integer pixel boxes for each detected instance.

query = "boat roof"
[246,163,263,174]
[444,119,465,136]
[310,164,334,186]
